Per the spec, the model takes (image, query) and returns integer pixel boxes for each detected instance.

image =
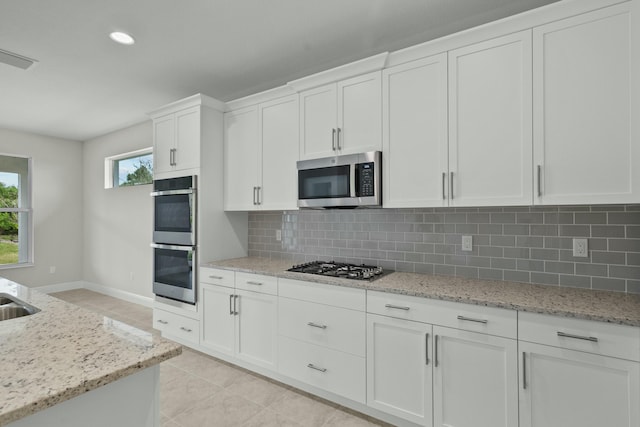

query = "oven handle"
[150,243,195,251]
[150,189,195,197]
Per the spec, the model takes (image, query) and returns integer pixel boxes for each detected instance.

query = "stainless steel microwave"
[297,151,381,208]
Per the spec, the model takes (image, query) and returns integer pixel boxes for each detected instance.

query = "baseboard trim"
[36,281,86,294]
[84,282,154,308]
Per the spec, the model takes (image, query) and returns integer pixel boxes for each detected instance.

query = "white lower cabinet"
[234,288,277,369]
[200,282,236,356]
[432,326,518,427]
[153,307,200,347]
[367,313,433,426]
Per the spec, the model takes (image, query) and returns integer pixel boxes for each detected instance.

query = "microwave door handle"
[351,164,357,198]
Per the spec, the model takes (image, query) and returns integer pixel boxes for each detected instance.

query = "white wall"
[82,121,155,298]
[0,128,84,287]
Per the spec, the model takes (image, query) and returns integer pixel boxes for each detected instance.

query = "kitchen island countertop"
[203,257,640,327]
[0,279,181,426]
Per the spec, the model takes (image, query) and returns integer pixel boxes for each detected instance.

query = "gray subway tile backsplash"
[247,205,640,293]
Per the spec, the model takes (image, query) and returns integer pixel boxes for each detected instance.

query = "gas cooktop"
[287,261,387,281]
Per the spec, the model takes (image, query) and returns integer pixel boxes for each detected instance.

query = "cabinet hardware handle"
[229,294,234,315]
[457,315,488,324]
[336,127,341,150]
[332,128,337,151]
[450,172,454,200]
[180,327,192,333]
[434,334,439,367]
[157,319,168,325]
[169,149,174,166]
[252,186,257,205]
[537,165,542,197]
[246,281,263,286]
[384,304,410,311]
[234,294,239,315]
[256,186,262,205]
[442,172,446,200]
[522,352,527,389]
[209,275,223,280]
[425,333,430,365]
[557,331,598,342]
[307,363,327,373]
[307,322,327,329]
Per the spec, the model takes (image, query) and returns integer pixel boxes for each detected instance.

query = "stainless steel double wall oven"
[151,175,197,304]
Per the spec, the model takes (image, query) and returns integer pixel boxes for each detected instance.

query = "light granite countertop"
[203,257,640,327]
[0,279,181,426]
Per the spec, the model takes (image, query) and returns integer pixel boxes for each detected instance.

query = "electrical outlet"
[573,238,588,258]
[276,229,282,242]
[49,266,56,274]
[461,235,473,252]
[130,272,135,281]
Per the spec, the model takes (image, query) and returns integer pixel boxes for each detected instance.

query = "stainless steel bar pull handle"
[442,172,446,200]
[537,165,542,197]
[307,363,327,373]
[252,187,257,205]
[425,333,430,365]
[384,304,410,311]
[157,319,168,325]
[307,322,327,329]
[336,127,341,150]
[457,315,488,324]
[434,335,439,367]
[557,331,598,342]
[522,352,527,389]
[332,128,336,151]
[246,281,263,286]
[233,295,239,315]
[256,186,262,205]
[450,172,454,200]
[209,275,223,280]
[180,327,192,333]
[229,294,234,315]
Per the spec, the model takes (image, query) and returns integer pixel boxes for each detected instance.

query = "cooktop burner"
[287,261,386,281]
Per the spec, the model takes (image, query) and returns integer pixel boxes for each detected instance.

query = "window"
[105,148,153,189]
[0,154,32,267]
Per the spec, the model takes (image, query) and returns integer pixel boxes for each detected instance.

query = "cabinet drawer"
[153,308,200,346]
[367,291,517,339]
[519,312,640,362]
[279,278,365,311]
[236,272,278,296]
[279,297,365,357]
[200,267,235,287]
[278,336,366,404]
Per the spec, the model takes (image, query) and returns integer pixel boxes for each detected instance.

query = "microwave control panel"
[356,162,375,197]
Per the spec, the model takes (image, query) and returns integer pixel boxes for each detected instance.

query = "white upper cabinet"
[152,106,201,177]
[224,106,259,211]
[382,53,448,208]
[448,30,533,207]
[533,3,640,204]
[224,94,299,211]
[300,71,382,159]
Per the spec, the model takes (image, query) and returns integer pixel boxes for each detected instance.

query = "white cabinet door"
[260,94,299,210]
[153,114,175,176]
[337,71,382,155]
[235,289,278,370]
[299,84,337,159]
[224,106,260,210]
[448,30,533,206]
[173,106,201,172]
[200,283,235,357]
[533,3,639,204]
[432,326,518,427]
[520,341,640,427]
[383,54,448,208]
[367,314,433,426]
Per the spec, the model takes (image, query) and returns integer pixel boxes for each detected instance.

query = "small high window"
[0,154,33,268]
[105,148,153,189]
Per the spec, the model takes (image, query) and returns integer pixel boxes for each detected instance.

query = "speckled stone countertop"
[203,257,640,327]
[0,279,181,426]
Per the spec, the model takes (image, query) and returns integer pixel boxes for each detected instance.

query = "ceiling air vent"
[0,48,37,70]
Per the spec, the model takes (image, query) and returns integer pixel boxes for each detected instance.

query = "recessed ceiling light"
[109,31,135,45]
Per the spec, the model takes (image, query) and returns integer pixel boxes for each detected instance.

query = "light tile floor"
[51,289,390,427]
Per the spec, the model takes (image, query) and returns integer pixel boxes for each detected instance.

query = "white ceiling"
[0,0,559,142]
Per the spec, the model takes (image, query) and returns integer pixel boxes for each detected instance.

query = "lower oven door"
[151,243,196,304]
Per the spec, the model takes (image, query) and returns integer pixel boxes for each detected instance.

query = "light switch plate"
[276,229,282,242]
[572,238,588,257]
[461,235,473,252]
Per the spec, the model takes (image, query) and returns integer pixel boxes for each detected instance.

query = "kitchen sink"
[0,293,40,321]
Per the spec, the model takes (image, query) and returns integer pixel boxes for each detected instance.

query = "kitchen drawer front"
[519,312,640,361]
[278,336,366,404]
[279,297,366,357]
[153,308,200,346]
[278,278,365,311]
[367,291,517,339]
[235,272,278,295]
[200,267,235,287]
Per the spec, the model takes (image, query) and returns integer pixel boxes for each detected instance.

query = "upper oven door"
[297,151,381,208]
[151,188,196,245]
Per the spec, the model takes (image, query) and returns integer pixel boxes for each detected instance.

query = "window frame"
[104,147,153,189]
[0,153,33,269]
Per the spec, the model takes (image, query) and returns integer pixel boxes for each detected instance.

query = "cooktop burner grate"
[287,261,386,281]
